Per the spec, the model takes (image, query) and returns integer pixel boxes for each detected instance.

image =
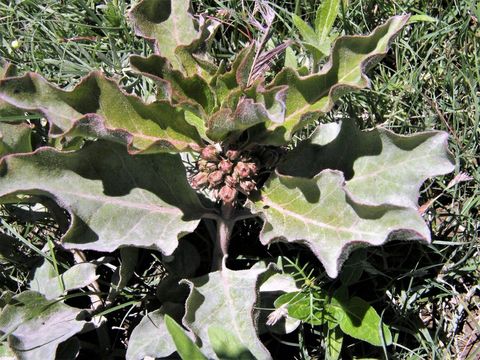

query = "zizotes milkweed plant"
[0,0,454,359]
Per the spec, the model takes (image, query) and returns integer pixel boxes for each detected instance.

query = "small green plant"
[0,0,454,359]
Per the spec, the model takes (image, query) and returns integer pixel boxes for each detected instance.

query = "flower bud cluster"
[190,145,261,204]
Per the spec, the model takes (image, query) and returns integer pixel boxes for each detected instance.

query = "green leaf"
[325,326,343,360]
[130,54,216,114]
[0,141,210,254]
[30,260,98,300]
[407,14,438,24]
[181,263,276,359]
[0,72,203,153]
[129,0,200,72]
[0,60,22,118]
[126,304,185,360]
[206,85,287,142]
[315,0,340,43]
[292,14,318,44]
[107,248,138,302]
[254,15,410,145]
[250,171,431,278]
[0,291,89,360]
[208,326,256,360]
[284,46,298,69]
[332,296,392,346]
[274,291,335,326]
[0,122,32,158]
[278,120,455,208]
[165,314,207,360]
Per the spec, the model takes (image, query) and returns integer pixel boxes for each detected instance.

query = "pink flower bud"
[207,170,224,187]
[205,162,217,172]
[200,145,219,161]
[190,172,208,189]
[226,149,240,161]
[240,180,256,193]
[218,159,233,173]
[234,162,250,178]
[219,185,237,203]
[225,175,237,188]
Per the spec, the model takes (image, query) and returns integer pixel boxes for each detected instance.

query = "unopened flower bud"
[190,172,208,189]
[219,185,237,203]
[200,145,219,161]
[197,159,208,171]
[225,175,237,188]
[226,149,240,161]
[240,180,256,193]
[218,159,233,174]
[234,161,250,178]
[207,170,224,187]
[205,162,217,172]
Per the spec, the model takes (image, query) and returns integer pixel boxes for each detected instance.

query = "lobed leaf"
[30,260,98,300]
[0,72,203,154]
[126,304,185,360]
[249,170,431,278]
[0,60,22,118]
[278,120,455,208]
[0,291,89,360]
[0,122,32,158]
[0,141,211,254]
[251,15,410,145]
[129,0,218,78]
[181,263,276,360]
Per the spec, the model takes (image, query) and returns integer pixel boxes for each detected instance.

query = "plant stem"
[211,203,235,271]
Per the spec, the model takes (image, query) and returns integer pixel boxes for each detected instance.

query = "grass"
[0,0,479,358]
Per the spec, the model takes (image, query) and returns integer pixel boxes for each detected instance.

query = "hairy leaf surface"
[252,15,409,144]
[0,122,32,158]
[0,72,203,153]
[30,260,98,300]
[0,291,88,360]
[181,264,276,360]
[126,303,186,360]
[129,0,201,73]
[0,141,210,253]
[279,120,455,208]
[250,171,431,278]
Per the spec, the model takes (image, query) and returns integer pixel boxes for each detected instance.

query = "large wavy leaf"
[30,260,98,300]
[249,171,431,278]
[0,72,203,153]
[126,303,185,360]
[278,120,455,208]
[129,0,219,78]
[0,291,89,360]
[181,263,276,360]
[0,122,32,158]
[0,141,211,254]
[0,60,21,118]
[251,15,409,145]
